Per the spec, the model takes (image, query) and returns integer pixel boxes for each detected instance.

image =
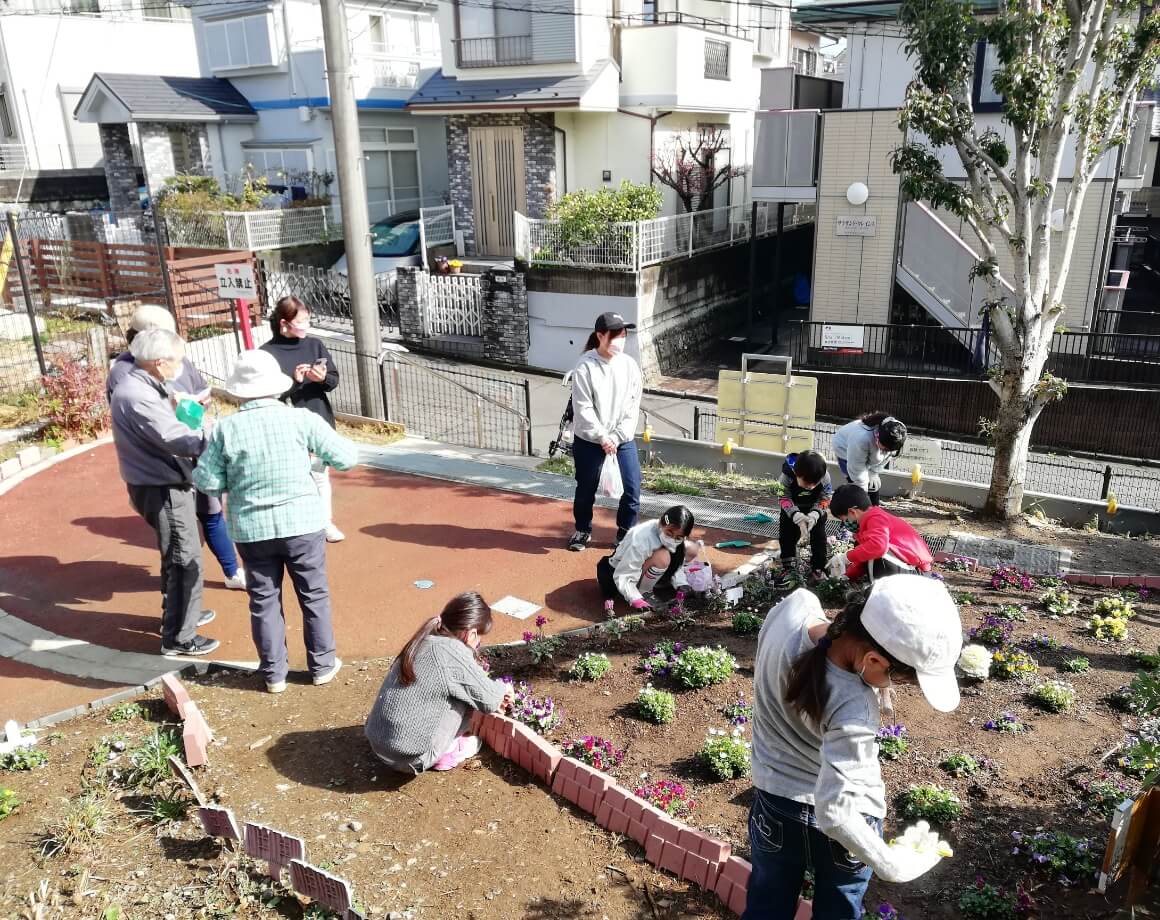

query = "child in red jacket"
[826,485,933,582]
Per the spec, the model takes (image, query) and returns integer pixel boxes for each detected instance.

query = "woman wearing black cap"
[567,312,643,552]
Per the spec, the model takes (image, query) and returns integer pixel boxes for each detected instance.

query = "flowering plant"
[940,753,981,777]
[957,644,993,680]
[641,640,682,678]
[1021,633,1060,651]
[1029,680,1076,713]
[721,694,753,727]
[505,680,562,734]
[876,724,910,760]
[889,820,953,857]
[1076,772,1136,819]
[1118,738,1160,777]
[969,616,1012,648]
[991,566,1037,592]
[860,905,904,920]
[637,685,677,724]
[1011,830,1097,884]
[1041,587,1079,618]
[991,648,1038,680]
[1088,613,1129,642]
[984,712,1028,733]
[1061,655,1090,673]
[634,779,695,818]
[522,617,565,664]
[672,645,737,689]
[993,603,1029,622]
[953,590,977,607]
[959,876,1033,919]
[897,783,962,825]
[1093,596,1136,620]
[568,652,612,681]
[560,736,625,772]
[697,727,751,780]
[732,609,765,635]
[661,592,696,630]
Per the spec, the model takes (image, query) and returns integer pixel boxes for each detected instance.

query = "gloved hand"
[792,511,810,543]
[630,597,652,611]
[868,473,882,493]
[805,510,821,531]
[821,802,945,884]
[827,552,849,577]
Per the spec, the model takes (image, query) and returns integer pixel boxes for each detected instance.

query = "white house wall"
[0,15,198,171]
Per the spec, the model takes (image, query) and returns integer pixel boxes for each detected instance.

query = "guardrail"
[454,35,532,67]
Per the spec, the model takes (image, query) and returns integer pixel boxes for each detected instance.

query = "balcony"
[618,18,754,112]
[454,35,533,68]
[751,109,819,201]
[1119,101,1155,190]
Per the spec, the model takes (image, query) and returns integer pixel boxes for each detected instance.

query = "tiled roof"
[85,74,257,121]
[407,67,601,109]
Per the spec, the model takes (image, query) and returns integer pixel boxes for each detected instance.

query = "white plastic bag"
[598,453,624,499]
[683,560,715,593]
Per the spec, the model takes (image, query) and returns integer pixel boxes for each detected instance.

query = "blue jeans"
[741,790,880,920]
[572,437,641,537]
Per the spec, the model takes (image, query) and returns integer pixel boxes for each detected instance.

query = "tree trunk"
[984,379,1039,520]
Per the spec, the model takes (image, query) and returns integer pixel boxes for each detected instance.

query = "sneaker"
[196,609,216,628]
[312,657,343,686]
[432,735,483,771]
[223,568,247,590]
[266,679,287,694]
[567,530,591,552]
[325,525,346,543]
[161,634,221,657]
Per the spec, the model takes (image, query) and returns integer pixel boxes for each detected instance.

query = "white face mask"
[607,336,626,356]
[659,526,681,551]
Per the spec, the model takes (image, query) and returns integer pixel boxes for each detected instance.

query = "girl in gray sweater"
[365,592,512,774]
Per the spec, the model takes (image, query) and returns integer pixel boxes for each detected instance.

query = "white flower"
[731,728,742,738]
[957,643,993,680]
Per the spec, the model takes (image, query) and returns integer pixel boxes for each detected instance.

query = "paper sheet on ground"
[491,596,543,620]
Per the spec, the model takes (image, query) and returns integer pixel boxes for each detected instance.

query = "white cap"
[862,575,963,712]
[225,349,293,400]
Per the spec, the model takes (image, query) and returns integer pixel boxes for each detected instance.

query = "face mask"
[608,336,626,356]
[659,528,681,551]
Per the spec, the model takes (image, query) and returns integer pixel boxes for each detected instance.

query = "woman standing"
[568,312,643,552]
[743,576,961,918]
[831,412,907,507]
[262,296,345,543]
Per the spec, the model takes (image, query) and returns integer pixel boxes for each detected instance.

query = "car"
[330,210,423,279]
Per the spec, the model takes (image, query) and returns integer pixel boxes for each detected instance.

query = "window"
[704,39,730,80]
[204,13,275,70]
[244,147,313,184]
[361,125,422,214]
[369,11,437,56]
[0,85,16,138]
[792,46,818,76]
[972,41,1004,112]
[749,4,784,59]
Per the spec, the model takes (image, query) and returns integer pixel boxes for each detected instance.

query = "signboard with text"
[215,263,257,302]
[836,215,877,237]
[820,324,865,352]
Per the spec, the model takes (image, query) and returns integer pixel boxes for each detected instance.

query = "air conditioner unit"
[298,105,314,123]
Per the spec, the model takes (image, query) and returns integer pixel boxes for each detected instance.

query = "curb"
[0,435,111,495]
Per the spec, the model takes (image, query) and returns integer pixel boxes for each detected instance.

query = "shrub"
[41,793,110,857]
[0,747,47,771]
[993,603,1029,622]
[957,644,993,680]
[876,724,910,760]
[1011,830,1098,884]
[522,617,566,664]
[959,877,1032,919]
[732,609,765,635]
[1088,613,1129,642]
[991,648,1038,680]
[671,645,736,689]
[1029,680,1076,713]
[1076,773,1136,819]
[634,779,695,819]
[637,685,677,724]
[985,712,1029,733]
[940,753,981,777]
[697,727,751,781]
[897,783,962,824]
[812,577,850,604]
[991,566,1037,592]
[569,652,611,682]
[1093,596,1136,620]
[1061,656,1090,673]
[721,694,753,727]
[547,181,662,248]
[1040,588,1079,618]
[970,616,1012,648]
[507,681,563,734]
[42,359,108,441]
[0,787,18,820]
[559,736,625,772]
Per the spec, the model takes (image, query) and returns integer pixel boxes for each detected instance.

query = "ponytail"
[784,594,914,723]
[583,331,600,352]
[397,591,494,686]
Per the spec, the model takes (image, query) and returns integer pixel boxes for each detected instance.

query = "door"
[469,126,526,257]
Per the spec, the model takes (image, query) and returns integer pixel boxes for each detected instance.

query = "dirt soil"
[3,569,1160,919]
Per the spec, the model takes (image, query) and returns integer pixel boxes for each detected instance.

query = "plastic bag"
[598,453,624,500]
[683,560,715,593]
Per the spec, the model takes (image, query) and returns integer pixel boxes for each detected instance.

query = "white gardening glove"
[827,552,848,577]
[805,510,821,531]
[821,804,945,884]
[792,511,810,543]
[868,473,882,493]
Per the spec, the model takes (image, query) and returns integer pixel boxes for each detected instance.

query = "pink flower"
[522,631,535,644]
[535,615,548,628]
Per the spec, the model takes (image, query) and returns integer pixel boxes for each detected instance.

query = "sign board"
[289,860,353,914]
[1099,789,1157,893]
[716,369,818,453]
[896,436,943,472]
[835,215,877,237]
[244,822,305,877]
[820,324,865,352]
[215,263,257,302]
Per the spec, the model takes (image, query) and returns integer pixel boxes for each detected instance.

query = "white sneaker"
[325,525,345,543]
[460,735,482,759]
[223,568,247,590]
[267,680,287,694]
[313,657,343,686]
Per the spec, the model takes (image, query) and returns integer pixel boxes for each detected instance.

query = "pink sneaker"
[431,735,482,771]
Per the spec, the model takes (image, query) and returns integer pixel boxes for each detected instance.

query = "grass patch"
[336,419,405,446]
[41,793,110,857]
[125,729,181,787]
[0,389,46,428]
[537,455,574,476]
[648,476,705,497]
[534,456,785,501]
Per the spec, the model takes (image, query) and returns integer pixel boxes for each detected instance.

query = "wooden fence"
[167,250,262,339]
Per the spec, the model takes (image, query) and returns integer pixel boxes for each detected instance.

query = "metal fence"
[691,408,1160,510]
[262,262,400,336]
[424,273,482,337]
[514,200,816,271]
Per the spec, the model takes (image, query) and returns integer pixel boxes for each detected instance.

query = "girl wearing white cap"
[743,575,962,919]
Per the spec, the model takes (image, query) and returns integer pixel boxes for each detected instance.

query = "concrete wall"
[618,27,757,113]
[811,109,903,325]
[0,14,198,172]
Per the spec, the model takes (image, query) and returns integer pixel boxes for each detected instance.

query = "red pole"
[237,298,254,349]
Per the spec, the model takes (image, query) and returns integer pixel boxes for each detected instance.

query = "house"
[406,0,794,257]
[752,0,1153,340]
[0,0,198,193]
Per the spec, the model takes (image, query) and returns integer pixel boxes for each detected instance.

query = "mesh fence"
[693,409,1160,510]
[262,263,400,336]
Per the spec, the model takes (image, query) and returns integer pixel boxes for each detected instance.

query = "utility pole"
[320,0,382,418]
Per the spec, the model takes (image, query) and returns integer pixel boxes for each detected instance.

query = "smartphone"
[313,358,327,369]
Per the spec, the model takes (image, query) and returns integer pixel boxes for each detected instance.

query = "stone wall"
[100,124,139,213]
[138,122,211,198]
[445,113,556,256]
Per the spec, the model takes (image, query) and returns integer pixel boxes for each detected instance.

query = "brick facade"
[138,122,211,198]
[445,113,556,256]
[481,269,529,365]
[100,124,139,213]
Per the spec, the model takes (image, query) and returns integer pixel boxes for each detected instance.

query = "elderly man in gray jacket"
[110,328,220,657]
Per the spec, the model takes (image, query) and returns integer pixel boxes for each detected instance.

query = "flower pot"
[449,265,462,274]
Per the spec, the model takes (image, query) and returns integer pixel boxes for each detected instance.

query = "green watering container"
[175,398,205,429]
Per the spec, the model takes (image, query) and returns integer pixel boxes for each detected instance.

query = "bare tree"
[651,128,745,213]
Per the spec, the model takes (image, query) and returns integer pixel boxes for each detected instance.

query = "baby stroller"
[547,370,574,459]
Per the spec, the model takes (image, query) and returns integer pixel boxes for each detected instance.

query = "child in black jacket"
[772,449,833,587]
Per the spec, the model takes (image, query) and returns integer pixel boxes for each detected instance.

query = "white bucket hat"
[225,349,293,400]
[862,575,963,712]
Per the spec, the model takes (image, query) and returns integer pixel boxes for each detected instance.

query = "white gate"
[425,273,483,337]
